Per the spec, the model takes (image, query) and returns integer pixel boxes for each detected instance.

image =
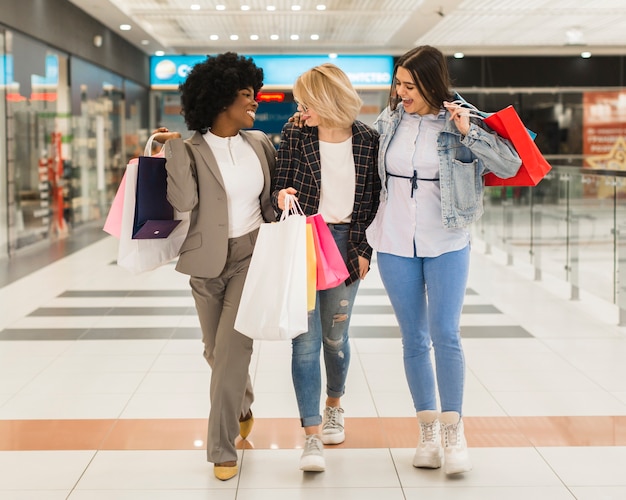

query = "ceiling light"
[581,51,592,58]
[291,5,301,11]
[267,5,276,11]
[230,35,239,41]
[119,24,131,31]
[241,5,250,10]
[316,4,326,10]
[310,34,319,40]
[190,4,200,10]
[270,34,279,40]
[216,4,225,10]
[141,39,149,45]
[290,34,299,41]
[454,52,464,59]
[566,27,584,45]
[210,35,219,41]
[250,34,259,40]
[155,50,165,56]
[328,53,337,59]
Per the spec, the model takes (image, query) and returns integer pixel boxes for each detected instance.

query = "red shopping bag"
[306,214,349,290]
[482,106,552,187]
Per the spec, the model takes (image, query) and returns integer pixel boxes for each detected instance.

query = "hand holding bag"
[234,195,308,340]
[452,99,551,186]
[306,213,350,290]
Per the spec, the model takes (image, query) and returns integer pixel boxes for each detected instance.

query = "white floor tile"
[63,339,168,355]
[238,449,400,489]
[120,392,210,419]
[0,451,95,489]
[236,488,406,500]
[20,371,145,395]
[68,491,236,500]
[75,450,232,490]
[569,486,626,499]
[46,354,159,373]
[135,371,210,394]
[403,486,575,499]
[392,448,564,488]
[0,492,70,500]
[492,390,626,416]
[538,447,626,487]
[0,393,132,419]
[150,354,207,372]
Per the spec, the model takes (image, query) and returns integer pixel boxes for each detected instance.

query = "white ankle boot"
[412,410,443,469]
[440,411,472,475]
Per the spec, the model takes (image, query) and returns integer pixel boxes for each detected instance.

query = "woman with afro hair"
[153,52,276,481]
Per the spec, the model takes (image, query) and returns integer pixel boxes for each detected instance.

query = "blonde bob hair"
[293,63,362,128]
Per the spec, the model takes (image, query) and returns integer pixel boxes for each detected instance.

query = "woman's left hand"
[358,256,370,280]
[443,101,470,136]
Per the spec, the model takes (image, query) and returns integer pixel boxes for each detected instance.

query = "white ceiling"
[67,0,626,57]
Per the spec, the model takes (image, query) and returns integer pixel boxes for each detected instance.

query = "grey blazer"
[164,130,276,278]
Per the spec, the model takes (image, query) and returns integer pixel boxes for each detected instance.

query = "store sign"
[0,54,59,86]
[150,54,393,89]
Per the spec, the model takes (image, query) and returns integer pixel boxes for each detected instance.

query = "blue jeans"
[292,224,360,428]
[377,245,470,414]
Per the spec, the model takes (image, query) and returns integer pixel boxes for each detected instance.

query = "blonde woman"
[272,64,381,472]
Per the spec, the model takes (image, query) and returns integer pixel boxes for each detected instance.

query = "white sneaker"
[412,415,443,469]
[321,406,345,445]
[299,434,325,472]
[440,415,472,475]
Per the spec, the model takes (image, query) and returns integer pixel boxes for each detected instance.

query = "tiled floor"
[1,232,626,499]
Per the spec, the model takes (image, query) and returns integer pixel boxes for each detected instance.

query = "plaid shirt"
[271,120,381,285]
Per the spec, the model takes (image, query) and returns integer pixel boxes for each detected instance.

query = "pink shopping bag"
[103,159,136,238]
[306,214,349,290]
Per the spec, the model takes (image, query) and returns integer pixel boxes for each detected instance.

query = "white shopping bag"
[116,135,190,274]
[235,195,308,340]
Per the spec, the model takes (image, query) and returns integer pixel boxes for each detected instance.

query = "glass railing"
[473,163,626,325]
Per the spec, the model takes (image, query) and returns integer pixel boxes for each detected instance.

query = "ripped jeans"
[291,223,360,428]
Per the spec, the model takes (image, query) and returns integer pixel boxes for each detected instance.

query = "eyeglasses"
[294,99,308,112]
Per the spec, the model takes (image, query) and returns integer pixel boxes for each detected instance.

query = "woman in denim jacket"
[366,45,521,475]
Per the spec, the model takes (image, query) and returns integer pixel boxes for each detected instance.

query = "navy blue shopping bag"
[132,155,181,239]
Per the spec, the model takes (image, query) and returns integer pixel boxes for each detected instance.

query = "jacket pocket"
[451,158,481,212]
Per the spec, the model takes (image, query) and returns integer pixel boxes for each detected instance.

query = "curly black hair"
[179,52,264,132]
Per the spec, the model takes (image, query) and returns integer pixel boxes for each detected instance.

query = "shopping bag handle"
[281,194,305,221]
[143,133,163,157]
[444,99,488,120]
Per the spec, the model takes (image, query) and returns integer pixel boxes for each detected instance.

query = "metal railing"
[474,164,626,325]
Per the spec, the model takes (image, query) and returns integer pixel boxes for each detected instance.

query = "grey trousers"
[189,229,258,464]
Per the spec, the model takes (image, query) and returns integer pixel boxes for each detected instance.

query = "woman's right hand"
[151,127,181,143]
[277,187,298,210]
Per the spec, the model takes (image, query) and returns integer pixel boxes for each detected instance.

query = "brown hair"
[389,45,454,111]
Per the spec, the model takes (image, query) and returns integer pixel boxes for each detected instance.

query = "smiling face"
[213,87,259,136]
[394,66,438,116]
[294,97,320,127]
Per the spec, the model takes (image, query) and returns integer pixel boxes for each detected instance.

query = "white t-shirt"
[318,137,355,223]
[203,131,264,238]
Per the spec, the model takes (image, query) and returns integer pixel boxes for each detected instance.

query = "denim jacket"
[374,103,521,229]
